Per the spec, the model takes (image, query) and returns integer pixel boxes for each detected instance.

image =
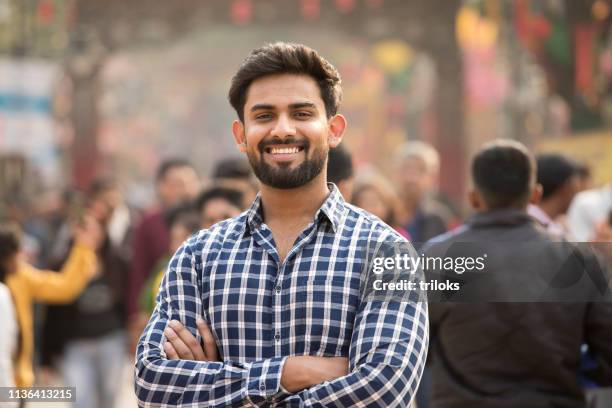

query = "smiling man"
[134,42,428,407]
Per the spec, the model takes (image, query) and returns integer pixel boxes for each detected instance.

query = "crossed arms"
[134,241,429,407]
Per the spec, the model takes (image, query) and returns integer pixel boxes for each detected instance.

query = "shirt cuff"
[246,356,288,400]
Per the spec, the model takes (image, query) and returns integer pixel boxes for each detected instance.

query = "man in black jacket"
[424,140,612,408]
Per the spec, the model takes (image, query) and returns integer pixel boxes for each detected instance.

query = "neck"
[538,200,561,220]
[260,175,330,223]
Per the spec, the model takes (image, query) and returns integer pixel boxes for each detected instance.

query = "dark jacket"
[424,209,612,408]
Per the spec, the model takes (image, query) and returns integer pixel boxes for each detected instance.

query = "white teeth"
[271,147,299,154]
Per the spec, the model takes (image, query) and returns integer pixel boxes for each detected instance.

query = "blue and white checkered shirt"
[135,185,428,407]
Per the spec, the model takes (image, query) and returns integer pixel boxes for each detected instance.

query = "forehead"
[245,74,324,109]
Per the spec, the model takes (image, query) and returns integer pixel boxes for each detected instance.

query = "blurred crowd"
[0,139,611,407]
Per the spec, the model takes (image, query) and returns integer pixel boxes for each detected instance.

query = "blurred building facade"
[0,0,610,211]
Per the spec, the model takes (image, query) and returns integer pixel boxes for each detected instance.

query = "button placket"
[273,263,285,354]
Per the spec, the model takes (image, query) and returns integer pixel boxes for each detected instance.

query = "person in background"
[326,144,355,200]
[393,140,455,248]
[41,180,131,408]
[575,162,593,192]
[2,217,101,389]
[196,185,245,229]
[211,157,258,206]
[567,182,612,242]
[128,159,199,326]
[0,227,19,393]
[138,204,201,317]
[393,141,453,408]
[351,168,410,239]
[425,140,612,408]
[528,153,579,237]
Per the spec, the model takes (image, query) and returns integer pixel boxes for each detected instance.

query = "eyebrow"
[249,102,317,112]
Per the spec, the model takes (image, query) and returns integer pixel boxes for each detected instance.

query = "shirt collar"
[242,183,346,236]
[469,208,534,228]
[527,204,553,226]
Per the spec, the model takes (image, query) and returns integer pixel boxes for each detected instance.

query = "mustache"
[258,137,309,153]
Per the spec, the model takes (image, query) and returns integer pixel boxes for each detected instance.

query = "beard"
[247,137,327,189]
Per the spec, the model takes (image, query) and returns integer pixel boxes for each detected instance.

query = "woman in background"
[0,217,101,389]
[351,168,411,240]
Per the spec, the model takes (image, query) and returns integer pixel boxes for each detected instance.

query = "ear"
[529,183,543,205]
[468,189,485,211]
[327,114,347,148]
[232,120,247,153]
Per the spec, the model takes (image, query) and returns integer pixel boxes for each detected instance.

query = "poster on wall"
[0,58,60,187]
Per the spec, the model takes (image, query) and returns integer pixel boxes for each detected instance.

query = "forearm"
[136,332,288,406]
[277,359,423,407]
[136,306,288,406]
[280,356,349,393]
[27,244,96,302]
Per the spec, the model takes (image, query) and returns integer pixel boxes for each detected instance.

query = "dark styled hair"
[156,158,196,182]
[327,145,354,184]
[536,154,578,200]
[472,140,535,209]
[229,42,342,121]
[195,186,245,214]
[0,223,21,283]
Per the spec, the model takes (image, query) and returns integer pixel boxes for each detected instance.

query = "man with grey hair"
[393,140,455,249]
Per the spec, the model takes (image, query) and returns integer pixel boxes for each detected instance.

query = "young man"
[128,159,200,318]
[135,42,428,407]
[424,140,612,408]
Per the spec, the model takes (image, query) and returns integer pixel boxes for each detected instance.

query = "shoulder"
[343,203,407,243]
[180,212,249,257]
[570,188,606,212]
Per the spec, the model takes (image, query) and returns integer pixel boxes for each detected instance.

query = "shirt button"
[259,383,266,391]
[274,332,281,342]
[275,285,281,294]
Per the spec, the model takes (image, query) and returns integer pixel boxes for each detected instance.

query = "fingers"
[197,318,219,361]
[163,326,194,360]
[164,320,206,361]
[163,341,179,360]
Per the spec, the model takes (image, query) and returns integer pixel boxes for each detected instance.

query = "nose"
[271,113,296,138]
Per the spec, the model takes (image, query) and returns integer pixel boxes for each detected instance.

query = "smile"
[265,145,305,155]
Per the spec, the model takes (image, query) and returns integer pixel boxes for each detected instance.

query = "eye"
[294,111,312,119]
[255,113,273,121]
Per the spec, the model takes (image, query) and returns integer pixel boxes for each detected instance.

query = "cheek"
[244,123,268,144]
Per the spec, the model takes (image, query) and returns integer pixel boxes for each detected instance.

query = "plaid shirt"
[135,185,428,407]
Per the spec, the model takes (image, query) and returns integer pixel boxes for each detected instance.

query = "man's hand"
[163,319,220,361]
[281,356,349,393]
